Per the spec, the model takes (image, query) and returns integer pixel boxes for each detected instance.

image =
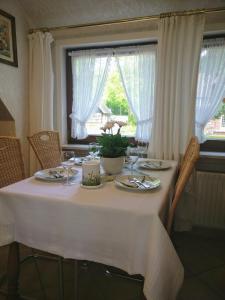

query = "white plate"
[114,175,160,191]
[69,157,89,166]
[34,167,78,182]
[138,160,171,170]
[124,156,132,165]
[80,183,103,189]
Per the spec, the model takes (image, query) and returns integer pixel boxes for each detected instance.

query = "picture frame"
[0,9,18,67]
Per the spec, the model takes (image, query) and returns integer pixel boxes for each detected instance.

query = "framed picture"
[0,9,18,67]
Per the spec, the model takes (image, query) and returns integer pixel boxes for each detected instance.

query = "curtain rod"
[29,6,225,34]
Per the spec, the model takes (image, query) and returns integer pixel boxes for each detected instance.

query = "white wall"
[0,0,29,172]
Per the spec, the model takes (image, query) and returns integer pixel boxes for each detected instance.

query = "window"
[204,100,225,140]
[66,43,156,144]
[85,57,136,137]
[222,115,225,128]
[195,36,225,150]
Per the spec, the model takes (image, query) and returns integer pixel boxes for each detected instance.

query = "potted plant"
[97,121,129,174]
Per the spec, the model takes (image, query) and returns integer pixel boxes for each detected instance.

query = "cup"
[82,160,101,186]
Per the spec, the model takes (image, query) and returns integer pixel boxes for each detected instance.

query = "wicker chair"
[0,137,25,188]
[167,137,200,235]
[27,130,61,169]
[179,136,199,174]
[0,137,48,298]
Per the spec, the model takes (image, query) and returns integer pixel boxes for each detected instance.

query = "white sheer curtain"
[70,50,111,139]
[28,31,54,174]
[115,45,156,142]
[195,37,225,142]
[149,14,205,160]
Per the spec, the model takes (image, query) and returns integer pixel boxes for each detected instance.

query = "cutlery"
[117,181,137,188]
[129,177,149,189]
[49,170,64,178]
[144,161,162,168]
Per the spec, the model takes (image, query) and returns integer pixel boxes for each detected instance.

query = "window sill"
[197,151,225,173]
[62,144,89,150]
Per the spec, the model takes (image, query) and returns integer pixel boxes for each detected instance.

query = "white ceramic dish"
[69,157,89,166]
[138,160,171,170]
[80,183,103,189]
[114,175,160,191]
[34,167,78,182]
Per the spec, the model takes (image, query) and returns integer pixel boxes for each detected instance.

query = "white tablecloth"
[0,161,183,300]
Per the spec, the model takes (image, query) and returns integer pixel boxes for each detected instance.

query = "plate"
[34,167,78,182]
[114,175,160,191]
[138,160,171,170]
[124,156,132,165]
[80,183,103,189]
[69,157,89,166]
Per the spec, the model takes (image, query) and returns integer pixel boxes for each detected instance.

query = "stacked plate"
[34,167,78,182]
[69,157,100,166]
[114,175,160,191]
[138,160,171,170]
[69,157,89,166]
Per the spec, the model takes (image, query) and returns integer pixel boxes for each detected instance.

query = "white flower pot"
[101,156,125,175]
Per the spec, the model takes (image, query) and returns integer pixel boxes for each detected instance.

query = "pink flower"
[105,121,115,130]
[100,126,106,132]
[115,121,127,128]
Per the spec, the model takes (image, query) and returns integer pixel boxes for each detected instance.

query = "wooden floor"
[0,228,225,300]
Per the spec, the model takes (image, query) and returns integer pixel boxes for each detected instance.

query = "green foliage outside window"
[105,72,128,115]
[104,71,136,127]
[214,103,225,119]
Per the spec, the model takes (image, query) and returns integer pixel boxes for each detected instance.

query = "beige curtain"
[28,32,54,174]
[149,14,205,160]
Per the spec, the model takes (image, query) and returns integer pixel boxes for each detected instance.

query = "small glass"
[61,151,76,185]
[62,151,76,162]
[137,143,148,158]
[88,143,100,159]
[126,147,139,175]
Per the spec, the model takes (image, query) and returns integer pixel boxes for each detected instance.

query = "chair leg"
[21,249,64,300]
[58,257,64,300]
[73,260,79,300]
[31,249,47,300]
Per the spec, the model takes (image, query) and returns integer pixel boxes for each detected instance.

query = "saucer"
[80,183,103,189]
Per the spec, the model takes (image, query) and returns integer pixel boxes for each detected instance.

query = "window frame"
[198,34,225,152]
[66,41,157,145]
[66,35,225,151]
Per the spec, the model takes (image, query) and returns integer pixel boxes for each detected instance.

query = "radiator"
[194,171,225,229]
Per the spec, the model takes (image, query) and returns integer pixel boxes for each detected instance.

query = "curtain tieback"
[69,113,86,125]
[137,118,152,125]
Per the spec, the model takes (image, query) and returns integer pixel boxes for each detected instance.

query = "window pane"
[86,58,136,136]
[195,37,225,142]
[204,100,225,140]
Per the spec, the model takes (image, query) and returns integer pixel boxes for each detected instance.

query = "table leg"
[6,242,21,300]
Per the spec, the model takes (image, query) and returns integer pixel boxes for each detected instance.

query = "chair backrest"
[167,137,200,234]
[0,137,25,188]
[179,136,198,174]
[27,131,61,169]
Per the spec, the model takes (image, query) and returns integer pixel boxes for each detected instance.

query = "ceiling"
[19,0,225,29]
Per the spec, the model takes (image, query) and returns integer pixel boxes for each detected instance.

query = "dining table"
[0,159,184,300]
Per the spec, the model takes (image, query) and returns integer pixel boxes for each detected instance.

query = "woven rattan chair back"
[167,137,200,235]
[179,137,198,174]
[28,131,61,169]
[0,137,25,188]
